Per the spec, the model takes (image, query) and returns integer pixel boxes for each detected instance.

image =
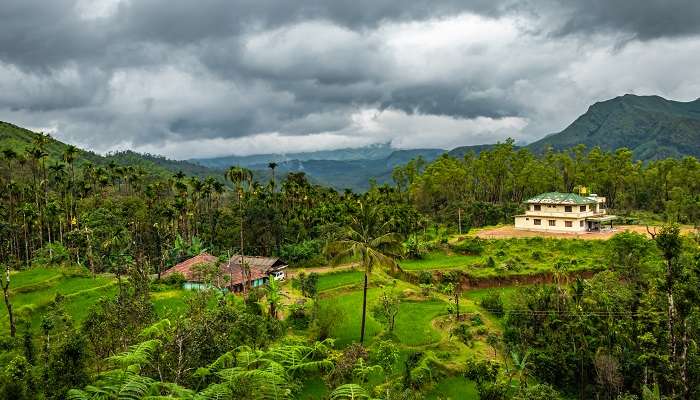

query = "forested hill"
[0,121,223,180]
[528,94,700,159]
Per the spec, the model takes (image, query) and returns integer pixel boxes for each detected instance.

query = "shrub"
[470,313,484,326]
[286,303,310,330]
[480,291,504,317]
[161,272,186,286]
[33,243,71,266]
[530,250,543,261]
[418,271,433,284]
[451,238,485,255]
[279,240,324,267]
[450,324,473,345]
[403,236,428,259]
[486,257,496,269]
[309,301,345,340]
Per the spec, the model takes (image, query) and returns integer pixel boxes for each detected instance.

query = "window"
[580,205,587,212]
[533,204,541,211]
[565,221,572,227]
[533,219,541,225]
[580,220,584,227]
[564,205,572,212]
[548,220,556,226]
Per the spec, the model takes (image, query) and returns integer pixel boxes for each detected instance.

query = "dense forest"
[1,132,700,399]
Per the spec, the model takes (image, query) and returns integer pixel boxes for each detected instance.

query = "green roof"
[524,192,597,205]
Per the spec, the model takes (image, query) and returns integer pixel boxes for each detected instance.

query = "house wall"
[525,203,599,217]
[515,215,587,232]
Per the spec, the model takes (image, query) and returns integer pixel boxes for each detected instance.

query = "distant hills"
[2,93,699,192]
[528,94,700,159]
[0,121,221,180]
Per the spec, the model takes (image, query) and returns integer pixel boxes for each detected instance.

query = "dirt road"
[472,225,696,240]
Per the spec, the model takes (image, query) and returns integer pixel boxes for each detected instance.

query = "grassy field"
[1,268,194,336]
[317,270,365,292]
[400,237,608,278]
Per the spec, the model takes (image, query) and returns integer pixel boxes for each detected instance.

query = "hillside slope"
[0,121,221,179]
[528,94,700,159]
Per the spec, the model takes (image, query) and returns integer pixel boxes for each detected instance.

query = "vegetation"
[0,123,699,399]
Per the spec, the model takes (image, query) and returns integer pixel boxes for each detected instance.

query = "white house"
[514,192,617,233]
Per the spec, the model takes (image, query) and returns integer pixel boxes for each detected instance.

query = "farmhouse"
[162,252,287,292]
[514,192,617,233]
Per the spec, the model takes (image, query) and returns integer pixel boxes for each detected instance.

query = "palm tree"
[327,203,402,343]
[226,166,253,291]
[63,145,79,221]
[268,162,278,191]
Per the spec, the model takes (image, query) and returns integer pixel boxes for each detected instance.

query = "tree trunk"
[360,272,368,344]
[2,266,16,337]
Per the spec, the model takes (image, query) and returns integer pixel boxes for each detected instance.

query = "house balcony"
[524,210,604,218]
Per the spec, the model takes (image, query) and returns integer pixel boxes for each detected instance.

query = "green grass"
[425,376,479,400]
[401,252,481,271]
[152,289,192,318]
[0,268,118,334]
[321,287,383,346]
[393,301,447,346]
[399,237,607,278]
[317,270,364,292]
[464,287,519,308]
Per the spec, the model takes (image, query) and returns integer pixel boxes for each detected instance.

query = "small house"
[514,192,617,232]
[162,252,287,292]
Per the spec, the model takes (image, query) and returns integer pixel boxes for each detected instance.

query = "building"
[161,252,287,292]
[514,192,617,233]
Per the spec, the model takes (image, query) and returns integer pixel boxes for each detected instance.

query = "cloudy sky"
[2,0,700,159]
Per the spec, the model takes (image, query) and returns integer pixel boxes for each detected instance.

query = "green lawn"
[400,252,481,271]
[393,301,447,346]
[317,270,364,292]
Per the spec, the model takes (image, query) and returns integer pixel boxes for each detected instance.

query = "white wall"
[515,215,587,232]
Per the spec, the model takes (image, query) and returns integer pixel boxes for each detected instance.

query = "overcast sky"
[1,0,700,159]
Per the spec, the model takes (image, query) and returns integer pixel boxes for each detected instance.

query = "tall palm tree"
[226,166,253,291]
[63,145,79,222]
[327,203,402,343]
[268,162,278,191]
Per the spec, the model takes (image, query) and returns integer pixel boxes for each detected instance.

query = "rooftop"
[525,192,597,205]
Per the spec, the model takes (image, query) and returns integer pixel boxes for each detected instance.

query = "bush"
[403,236,428,259]
[161,272,186,286]
[33,243,71,266]
[279,240,324,267]
[450,238,485,255]
[530,250,543,261]
[450,324,473,345]
[480,291,504,317]
[309,301,345,340]
[418,271,433,285]
[486,257,496,269]
[286,303,310,330]
[512,384,563,400]
[470,313,484,326]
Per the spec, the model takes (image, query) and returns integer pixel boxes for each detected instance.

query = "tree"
[1,264,16,337]
[265,276,283,319]
[327,203,402,343]
[372,286,400,333]
[226,166,253,292]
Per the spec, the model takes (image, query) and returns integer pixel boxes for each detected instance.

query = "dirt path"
[472,225,696,240]
[286,263,358,278]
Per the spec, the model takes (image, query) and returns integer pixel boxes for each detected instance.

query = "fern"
[109,339,161,369]
[329,384,371,400]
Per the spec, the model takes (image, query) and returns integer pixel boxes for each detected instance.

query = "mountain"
[253,148,446,191]
[0,121,222,180]
[191,143,398,169]
[528,94,700,159]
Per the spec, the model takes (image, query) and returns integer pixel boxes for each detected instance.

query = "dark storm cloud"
[0,0,699,157]
[551,0,700,40]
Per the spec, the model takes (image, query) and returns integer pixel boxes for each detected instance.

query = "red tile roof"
[162,252,219,281]
[162,253,287,287]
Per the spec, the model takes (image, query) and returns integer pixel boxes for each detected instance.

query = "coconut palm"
[226,166,253,291]
[327,203,402,343]
[268,162,278,191]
